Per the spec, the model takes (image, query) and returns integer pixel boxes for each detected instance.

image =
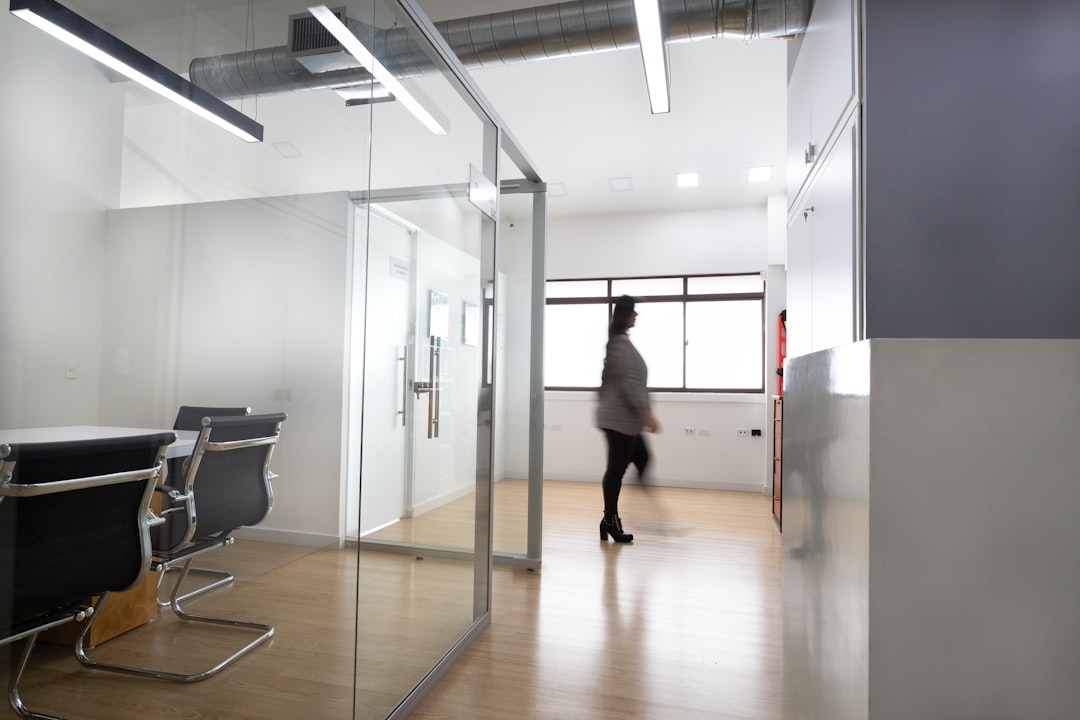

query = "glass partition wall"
[491,183,547,567]
[0,1,542,719]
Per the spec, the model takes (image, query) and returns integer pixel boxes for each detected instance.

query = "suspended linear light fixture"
[336,83,394,107]
[9,0,263,142]
[632,0,670,114]
[307,5,448,136]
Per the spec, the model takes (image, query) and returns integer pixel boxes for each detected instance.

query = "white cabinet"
[809,125,856,353]
[785,0,860,358]
[785,199,813,359]
[786,0,858,206]
[786,54,815,200]
[787,124,858,357]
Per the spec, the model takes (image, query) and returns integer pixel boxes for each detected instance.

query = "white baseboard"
[542,472,761,493]
[232,526,344,548]
[409,482,474,517]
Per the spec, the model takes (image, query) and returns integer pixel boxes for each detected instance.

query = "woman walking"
[596,295,660,543]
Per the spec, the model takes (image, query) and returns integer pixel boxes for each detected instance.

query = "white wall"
[544,206,777,492]
[547,207,767,279]
[98,206,185,427]
[101,194,351,545]
[0,10,125,430]
[545,392,767,491]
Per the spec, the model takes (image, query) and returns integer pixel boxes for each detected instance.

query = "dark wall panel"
[863,0,1080,338]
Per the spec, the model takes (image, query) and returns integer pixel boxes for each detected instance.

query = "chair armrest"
[202,435,278,453]
[152,485,191,522]
[0,466,160,497]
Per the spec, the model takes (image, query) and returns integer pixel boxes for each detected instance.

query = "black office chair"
[76,412,286,683]
[154,405,250,607]
[0,432,174,719]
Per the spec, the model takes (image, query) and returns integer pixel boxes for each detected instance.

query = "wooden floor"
[1,481,781,720]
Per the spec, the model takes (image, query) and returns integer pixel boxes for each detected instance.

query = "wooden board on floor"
[39,571,159,648]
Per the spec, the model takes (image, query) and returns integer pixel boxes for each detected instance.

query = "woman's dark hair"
[608,295,637,337]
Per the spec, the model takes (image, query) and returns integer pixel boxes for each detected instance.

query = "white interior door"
[350,193,484,552]
[355,206,415,535]
[405,226,482,544]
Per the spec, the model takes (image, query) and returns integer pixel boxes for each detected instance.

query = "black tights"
[601,429,649,516]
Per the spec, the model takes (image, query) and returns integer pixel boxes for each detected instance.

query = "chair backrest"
[0,432,174,636]
[180,412,286,543]
[159,406,252,550]
[173,405,250,431]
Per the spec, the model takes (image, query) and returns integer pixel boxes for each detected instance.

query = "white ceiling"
[415,0,790,219]
[75,0,790,219]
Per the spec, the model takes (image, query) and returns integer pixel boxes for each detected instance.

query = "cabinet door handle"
[804,142,817,165]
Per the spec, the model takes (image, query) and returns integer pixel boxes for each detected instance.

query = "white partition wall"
[782,339,1080,719]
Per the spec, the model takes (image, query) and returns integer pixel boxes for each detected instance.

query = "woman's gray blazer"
[595,334,651,436]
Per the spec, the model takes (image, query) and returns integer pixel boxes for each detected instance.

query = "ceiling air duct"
[189,0,811,101]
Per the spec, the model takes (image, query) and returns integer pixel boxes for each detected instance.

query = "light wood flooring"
[1,481,781,720]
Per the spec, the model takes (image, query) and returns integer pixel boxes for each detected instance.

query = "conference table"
[0,425,200,647]
[0,425,199,459]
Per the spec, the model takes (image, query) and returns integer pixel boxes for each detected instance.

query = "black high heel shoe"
[599,514,634,543]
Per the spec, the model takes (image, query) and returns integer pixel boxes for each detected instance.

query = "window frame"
[544,273,765,393]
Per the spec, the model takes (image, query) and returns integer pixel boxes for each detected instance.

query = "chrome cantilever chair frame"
[155,405,250,609]
[75,412,285,683]
[0,434,172,720]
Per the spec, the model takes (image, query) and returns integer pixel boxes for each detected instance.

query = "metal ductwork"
[189,0,811,101]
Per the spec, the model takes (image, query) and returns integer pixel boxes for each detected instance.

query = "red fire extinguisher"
[776,310,786,395]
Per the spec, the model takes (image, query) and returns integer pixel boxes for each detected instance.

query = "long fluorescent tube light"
[308,5,448,136]
[632,0,670,114]
[10,0,263,142]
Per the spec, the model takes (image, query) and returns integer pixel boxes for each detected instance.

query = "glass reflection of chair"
[76,412,287,682]
[0,432,174,719]
[155,405,251,608]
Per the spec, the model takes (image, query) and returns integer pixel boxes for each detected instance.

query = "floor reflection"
[415,480,784,720]
[1,481,782,720]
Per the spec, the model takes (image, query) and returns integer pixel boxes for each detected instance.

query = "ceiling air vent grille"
[289,10,343,54]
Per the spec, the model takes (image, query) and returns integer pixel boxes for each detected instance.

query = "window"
[544,275,764,392]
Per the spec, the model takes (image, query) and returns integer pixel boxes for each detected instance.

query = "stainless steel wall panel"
[783,338,1080,718]
[782,341,870,720]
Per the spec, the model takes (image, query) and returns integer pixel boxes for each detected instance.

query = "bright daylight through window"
[544,275,764,392]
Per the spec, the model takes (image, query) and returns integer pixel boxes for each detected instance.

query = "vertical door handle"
[426,336,436,439]
[432,336,441,439]
[398,346,408,428]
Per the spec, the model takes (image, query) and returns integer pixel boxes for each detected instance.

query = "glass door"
[354,197,485,557]
[352,192,489,719]
[345,2,497,717]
